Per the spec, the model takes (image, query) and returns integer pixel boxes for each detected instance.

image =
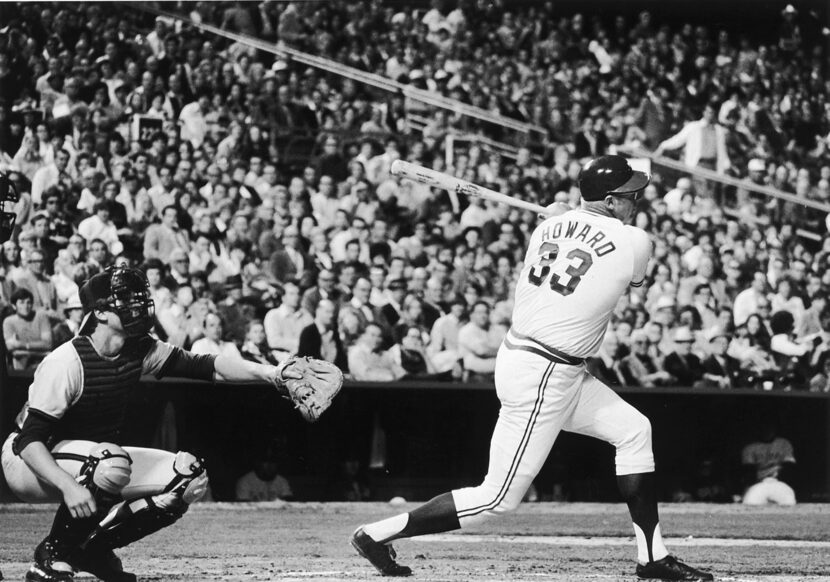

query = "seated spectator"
[264,282,313,363]
[587,330,626,386]
[741,415,797,506]
[301,269,340,316]
[391,324,443,379]
[701,326,743,389]
[143,204,190,260]
[663,326,706,387]
[348,322,407,381]
[267,224,313,288]
[297,299,348,371]
[216,274,249,346]
[157,285,203,348]
[235,457,293,502]
[240,319,278,365]
[163,248,192,289]
[378,278,407,328]
[3,288,52,370]
[12,248,62,323]
[77,201,123,256]
[191,312,243,358]
[769,310,819,389]
[51,293,84,348]
[458,300,498,383]
[428,296,467,376]
[619,329,675,387]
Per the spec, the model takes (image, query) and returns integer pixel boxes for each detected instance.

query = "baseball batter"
[351,156,713,581]
[1,266,325,582]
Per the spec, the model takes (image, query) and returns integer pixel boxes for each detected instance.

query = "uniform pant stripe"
[457,362,555,519]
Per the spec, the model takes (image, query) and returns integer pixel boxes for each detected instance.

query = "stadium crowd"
[1,0,830,398]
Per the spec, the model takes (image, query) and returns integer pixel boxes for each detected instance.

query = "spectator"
[587,329,627,387]
[301,268,339,316]
[235,457,293,502]
[191,311,243,358]
[769,310,819,389]
[297,299,347,371]
[3,288,52,370]
[263,282,313,363]
[733,272,770,328]
[77,201,123,256]
[620,329,675,388]
[51,293,84,348]
[348,322,407,381]
[391,324,441,379]
[654,102,731,174]
[701,326,743,389]
[663,327,706,387]
[267,224,312,288]
[457,300,498,383]
[741,415,797,506]
[143,204,191,260]
[10,248,59,321]
[240,319,278,365]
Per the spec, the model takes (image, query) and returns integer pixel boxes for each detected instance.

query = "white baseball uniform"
[452,208,654,526]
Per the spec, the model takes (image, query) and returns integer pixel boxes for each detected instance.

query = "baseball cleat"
[350,527,412,577]
[636,555,714,581]
[69,547,137,582]
[26,538,75,582]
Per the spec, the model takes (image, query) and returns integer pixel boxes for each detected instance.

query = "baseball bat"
[390,160,550,216]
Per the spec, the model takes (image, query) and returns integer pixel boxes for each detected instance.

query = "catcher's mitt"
[273,356,344,422]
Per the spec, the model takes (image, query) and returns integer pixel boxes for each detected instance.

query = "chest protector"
[53,336,153,444]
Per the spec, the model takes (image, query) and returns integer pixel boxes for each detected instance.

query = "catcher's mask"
[0,172,20,243]
[79,267,155,337]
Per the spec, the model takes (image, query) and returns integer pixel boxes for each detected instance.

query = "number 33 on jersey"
[512,208,651,360]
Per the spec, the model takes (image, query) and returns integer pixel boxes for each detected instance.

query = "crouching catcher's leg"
[83,451,208,551]
[27,443,132,582]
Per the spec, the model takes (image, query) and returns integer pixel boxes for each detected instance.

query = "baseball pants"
[452,342,654,527]
[2,434,187,503]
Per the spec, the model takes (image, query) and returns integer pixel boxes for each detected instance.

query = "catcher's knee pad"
[78,443,133,496]
[164,451,208,505]
[86,453,207,551]
[614,412,654,475]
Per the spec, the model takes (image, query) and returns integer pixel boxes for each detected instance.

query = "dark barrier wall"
[2,373,829,503]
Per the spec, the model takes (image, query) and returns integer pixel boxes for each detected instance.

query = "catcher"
[1,266,342,582]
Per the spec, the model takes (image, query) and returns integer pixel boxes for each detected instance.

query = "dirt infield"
[2,502,830,581]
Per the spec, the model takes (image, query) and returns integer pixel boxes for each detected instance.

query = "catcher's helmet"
[577,155,651,201]
[0,171,20,243]
[79,266,155,336]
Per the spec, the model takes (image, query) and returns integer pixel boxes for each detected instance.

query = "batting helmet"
[577,155,651,201]
[79,266,155,336]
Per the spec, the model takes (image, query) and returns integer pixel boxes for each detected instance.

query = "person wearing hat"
[51,292,84,347]
[619,328,674,388]
[701,326,742,389]
[352,155,713,581]
[663,326,706,388]
[1,266,310,581]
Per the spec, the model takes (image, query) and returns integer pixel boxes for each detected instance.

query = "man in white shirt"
[178,92,211,148]
[348,323,407,381]
[733,272,770,327]
[191,312,242,358]
[78,202,123,256]
[31,149,73,206]
[264,282,313,362]
[457,301,498,383]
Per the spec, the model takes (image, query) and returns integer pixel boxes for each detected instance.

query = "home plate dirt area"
[2,502,829,581]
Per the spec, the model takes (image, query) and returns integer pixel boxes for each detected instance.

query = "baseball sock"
[363,492,460,543]
[617,472,668,564]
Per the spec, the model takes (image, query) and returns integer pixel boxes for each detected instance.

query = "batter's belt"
[503,328,585,366]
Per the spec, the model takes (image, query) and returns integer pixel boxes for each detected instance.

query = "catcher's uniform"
[452,208,654,525]
[1,335,214,504]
